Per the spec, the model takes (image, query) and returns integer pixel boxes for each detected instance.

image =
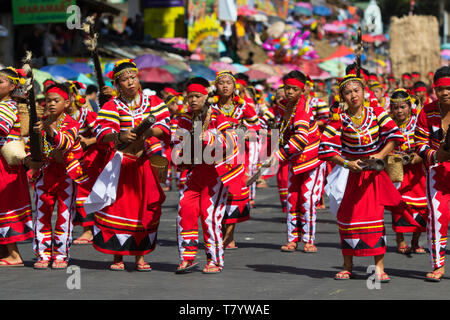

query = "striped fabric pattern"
[319,106,404,159]
[0,99,21,146]
[415,101,443,166]
[94,92,171,154]
[276,96,321,175]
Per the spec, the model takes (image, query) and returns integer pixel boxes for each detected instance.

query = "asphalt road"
[1,178,449,301]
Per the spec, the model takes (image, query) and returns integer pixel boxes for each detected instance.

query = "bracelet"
[343,160,349,168]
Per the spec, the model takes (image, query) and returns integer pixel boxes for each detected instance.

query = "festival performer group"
[2,54,450,283]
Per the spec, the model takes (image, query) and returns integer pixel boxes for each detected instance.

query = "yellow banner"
[144,6,186,39]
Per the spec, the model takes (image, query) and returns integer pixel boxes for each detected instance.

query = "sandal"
[334,270,352,280]
[281,242,298,252]
[0,258,24,267]
[202,262,222,274]
[135,262,152,272]
[303,243,317,253]
[411,246,426,254]
[73,237,93,245]
[225,241,238,250]
[396,244,411,254]
[426,269,445,282]
[34,259,50,270]
[375,272,391,283]
[175,260,199,274]
[109,261,125,271]
[52,260,68,270]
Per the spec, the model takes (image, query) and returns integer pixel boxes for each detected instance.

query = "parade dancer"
[413,81,433,111]
[64,81,101,245]
[320,74,406,282]
[415,66,450,282]
[0,67,33,267]
[275,71,324,254]
[235,73,260,208]
[388,89,427,254]
[261,86,289,214]
[26,83,87,269]
[213,71,259,250]
[84,59,170,271]
[173,77,243,274]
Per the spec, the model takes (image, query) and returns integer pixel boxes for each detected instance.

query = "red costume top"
[275,96,322,174]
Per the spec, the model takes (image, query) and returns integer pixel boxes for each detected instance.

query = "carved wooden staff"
[82,16,108,106]
[356,26,363,78]
[22,51,43,161]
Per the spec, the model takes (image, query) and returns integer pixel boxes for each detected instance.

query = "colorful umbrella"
[245,69,272,81]
[32,68,54,91]
[232,63,249,73]
[138,67,175,83]
[188,64,217,81]
[65,62,93,74]
[210,61,237,73]
[41,65,80,80]
[76,73,96,86]
[249,64,279,77]
[294,2,313,16]
[313,5,332,16]
[134,54,168,69]
[160,64,184,75]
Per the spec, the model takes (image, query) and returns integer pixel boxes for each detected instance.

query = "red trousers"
[425,162,450,269]
[177,164,228,267]
[277,159,289,214]
[33,163,76,261]
[286,162,325,244]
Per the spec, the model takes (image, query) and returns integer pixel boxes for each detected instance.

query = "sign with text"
[12,0,76,25]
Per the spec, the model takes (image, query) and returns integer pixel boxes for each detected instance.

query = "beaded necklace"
[42,114,66,158]
[278,102,297,146]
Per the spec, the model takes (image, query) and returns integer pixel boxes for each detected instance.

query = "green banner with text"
[12,0,76,25]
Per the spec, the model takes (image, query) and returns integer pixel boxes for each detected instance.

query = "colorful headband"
[186,83,208,95]
[215,70,236,84]
[112,59,138,81]
[390,88,411,103]
[338,74,364,91]
[283,78,305,89]
[46,87,69,100]
[165,95,177,106]
[347,69,368,82]
[369,82,383,90]
[0,67,26,85]
[433,78,450,88]
[414,86,427,93]
[236,79,248,87]
[164,87,181,96]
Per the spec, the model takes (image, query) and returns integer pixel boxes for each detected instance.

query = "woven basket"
[385,155,404,183]
[18,103,44,137]
[150,155,169,184]
[1,140,26,166]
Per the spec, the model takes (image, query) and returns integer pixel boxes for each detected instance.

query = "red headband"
[283,78,305,89]
[433,78,450,88]
[414,86,427,93]
[186,83,208,95]
[369,75,378,81]
[348,69,368,82]
[46,87,69,100]
[402,74,411,80]
[165,87,181,96]
[236,79,248,87]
